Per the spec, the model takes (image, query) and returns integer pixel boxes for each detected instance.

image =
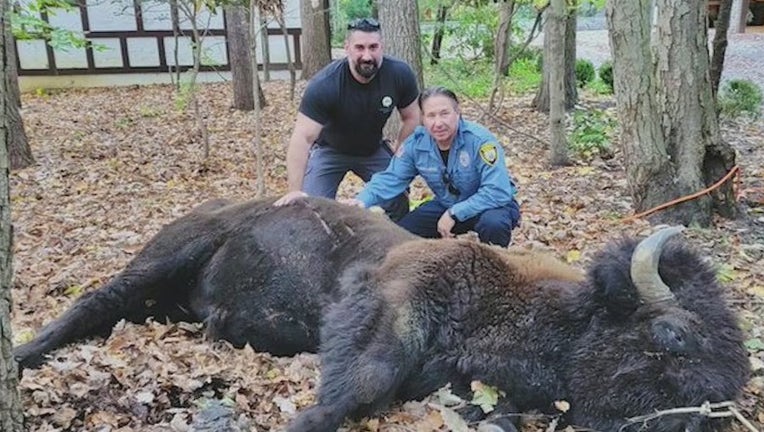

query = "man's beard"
[355,60,379,79]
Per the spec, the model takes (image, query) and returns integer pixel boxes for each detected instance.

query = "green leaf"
[470,381,504,413]
[64,284,83,297]
[744,338,764,352]
[716,264,737,283]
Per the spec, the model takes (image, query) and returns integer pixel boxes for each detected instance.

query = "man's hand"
[437,210,456,239]
[274,191,308,206]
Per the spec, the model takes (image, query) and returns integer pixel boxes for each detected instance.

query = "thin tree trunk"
[548,0,569,166]
[170,0,181,90]
[226,4,255,111]
[7,34,19,109]
[299,0,331,79]
[489,1,515,113]
[533,7,576,113]
[0,0,24,427]
[495,1,514,75]
[728,0,745,34]
[250,0,265,197]
[564,10,577,108]
[430,4,449,65]
[4,12,33,169]
[276,11,296,101]
[259,11,271,82]
[710,0,733,98]
[488,11,542,114]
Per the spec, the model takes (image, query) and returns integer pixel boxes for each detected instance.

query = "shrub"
[598,61,614,92]
[575,59,596,88]
[569,108,616,159]
[718,79,762,119]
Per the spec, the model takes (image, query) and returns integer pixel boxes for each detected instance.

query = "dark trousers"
[397,199,521,247]
[303,144,409,221]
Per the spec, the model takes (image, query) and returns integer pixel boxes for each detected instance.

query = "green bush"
[569,108,616,159]
[575,59,596,88]
[718,79,763,119]
[598,61,614,92]
[507,45,542,70]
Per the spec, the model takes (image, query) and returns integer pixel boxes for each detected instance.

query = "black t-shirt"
[298,55,419,156]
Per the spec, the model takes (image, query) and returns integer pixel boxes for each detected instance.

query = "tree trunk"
[226,5,255,111]
[276,11,296,101]
[564,10,577,107]
[299,0,331,80]
[607,0,678,221]
[250,0,265,197]
[548,0,569,166]
[170,0,181,90]
[533,8,576,113]
[0,0,25,428]
[495,0,515,75]
[377,0,423,88]
[430,4,449,65]
[7,35,19,109]
[710,0,733,98]
[654,0,737,220]
[728,0,745,34]
[4,15,33,170]
[377,0,423,141]
[259,12,271,82]
[607,0,735,225]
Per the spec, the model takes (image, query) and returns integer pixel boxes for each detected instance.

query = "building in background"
[16,0,302,91]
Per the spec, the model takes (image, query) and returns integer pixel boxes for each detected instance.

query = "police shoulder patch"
[479,143,498,166]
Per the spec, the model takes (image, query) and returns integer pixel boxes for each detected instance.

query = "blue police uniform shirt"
[357,119,517,221]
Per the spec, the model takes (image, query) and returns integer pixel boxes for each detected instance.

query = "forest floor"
[8,79,764,431]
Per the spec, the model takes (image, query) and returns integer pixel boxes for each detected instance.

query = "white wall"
[16,0,302,80]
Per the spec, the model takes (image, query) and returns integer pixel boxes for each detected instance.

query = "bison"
[14,197,414,368]
[13,197,750,432]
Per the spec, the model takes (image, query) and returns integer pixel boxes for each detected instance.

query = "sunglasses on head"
[442,171,461,196]
[347,17,381,31]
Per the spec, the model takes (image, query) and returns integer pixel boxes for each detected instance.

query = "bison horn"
[630,226,684,304]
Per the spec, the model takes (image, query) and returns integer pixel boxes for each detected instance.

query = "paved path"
[533,28,764,92]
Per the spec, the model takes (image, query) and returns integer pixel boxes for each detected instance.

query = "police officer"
[348,86,521,247]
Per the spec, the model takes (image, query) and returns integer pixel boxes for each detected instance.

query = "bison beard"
[14,198,750,432]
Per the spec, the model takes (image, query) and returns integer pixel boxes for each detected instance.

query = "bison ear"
[589,243,640,318]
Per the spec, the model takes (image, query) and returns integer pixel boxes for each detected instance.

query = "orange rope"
[621,165,740,223]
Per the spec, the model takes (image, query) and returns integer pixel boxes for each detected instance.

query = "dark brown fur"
[288,238,749,432]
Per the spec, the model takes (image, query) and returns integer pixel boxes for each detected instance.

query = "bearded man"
[274,18,420,221]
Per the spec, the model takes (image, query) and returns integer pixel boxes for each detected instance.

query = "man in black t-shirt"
[274,18,420,220]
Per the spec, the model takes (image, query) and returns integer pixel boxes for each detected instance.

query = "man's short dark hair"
[347,17,381,32]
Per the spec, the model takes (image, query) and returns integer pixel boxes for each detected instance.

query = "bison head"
[566,228,750,432]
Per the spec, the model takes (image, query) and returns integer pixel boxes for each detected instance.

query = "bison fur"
[13,197,750,432]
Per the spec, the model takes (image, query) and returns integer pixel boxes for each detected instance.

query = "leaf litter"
[10,81,764,431]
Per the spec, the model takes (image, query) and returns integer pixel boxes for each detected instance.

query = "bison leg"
[14,201,230,370]
[287,278,414,432]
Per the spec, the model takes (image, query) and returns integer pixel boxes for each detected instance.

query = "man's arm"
[274,113,323,206]
[393,100,420,151]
